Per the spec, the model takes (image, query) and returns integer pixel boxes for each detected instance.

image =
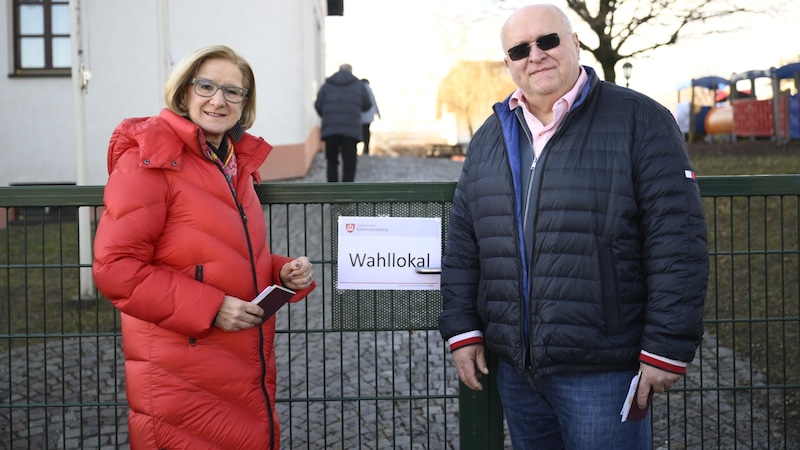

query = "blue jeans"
[496,360,651,450]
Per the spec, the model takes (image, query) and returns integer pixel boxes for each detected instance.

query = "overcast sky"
[324,0,800,134]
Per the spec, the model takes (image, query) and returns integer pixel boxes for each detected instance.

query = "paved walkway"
[1,152,796,449]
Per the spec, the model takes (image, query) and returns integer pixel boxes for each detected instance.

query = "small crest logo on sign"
[346,223,356,233]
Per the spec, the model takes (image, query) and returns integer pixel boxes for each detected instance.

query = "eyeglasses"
[507,33,567,61]
[190,78,248,103]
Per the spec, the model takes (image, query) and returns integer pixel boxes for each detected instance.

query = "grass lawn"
[688,138,800,175]
[690,139,800,440]
[0,216,119,344]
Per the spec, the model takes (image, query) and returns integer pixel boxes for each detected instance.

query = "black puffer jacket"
[314,69,371,141]
[439,67,708,377]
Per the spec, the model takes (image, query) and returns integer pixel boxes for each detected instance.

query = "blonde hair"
[163,45,257,129]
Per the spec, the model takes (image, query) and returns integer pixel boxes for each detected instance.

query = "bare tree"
[502,0,779,84]
[437,61,517,139]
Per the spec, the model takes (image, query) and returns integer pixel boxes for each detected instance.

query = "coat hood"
[106,108,272,183]
[326,69,361,87]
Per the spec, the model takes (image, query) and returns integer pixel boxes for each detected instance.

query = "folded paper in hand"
[251,285,295,319]
[620,370,653,422]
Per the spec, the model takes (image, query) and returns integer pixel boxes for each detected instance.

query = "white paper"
[620,371,641,422]
[337,216,441,290]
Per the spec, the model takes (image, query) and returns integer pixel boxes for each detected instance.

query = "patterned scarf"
[205,136,239,182]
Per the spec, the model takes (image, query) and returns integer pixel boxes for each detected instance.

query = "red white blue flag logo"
[684,169,696,181]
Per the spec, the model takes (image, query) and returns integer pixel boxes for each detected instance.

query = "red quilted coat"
[93,109,313,449]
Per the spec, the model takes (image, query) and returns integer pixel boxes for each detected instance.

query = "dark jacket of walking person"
[92,45,316,450]
[314,64,371,181]
[437,4,708,449]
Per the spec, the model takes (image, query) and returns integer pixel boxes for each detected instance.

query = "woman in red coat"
[93,45,315,450]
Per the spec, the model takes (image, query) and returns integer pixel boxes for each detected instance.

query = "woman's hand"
[213,295,264,332]
[280,256,314,291]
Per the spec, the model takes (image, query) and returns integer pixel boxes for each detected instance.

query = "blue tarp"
[775,62,800,80]
[730,69,772,83]
[790,94,800,139]
[677,63,799,90]
[676,76,730,91]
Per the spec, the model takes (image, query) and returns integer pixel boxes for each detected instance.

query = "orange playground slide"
[704,105,733,134]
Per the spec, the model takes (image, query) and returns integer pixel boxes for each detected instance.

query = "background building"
[1,0,343,187]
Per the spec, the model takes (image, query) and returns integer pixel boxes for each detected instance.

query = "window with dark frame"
[12,0,71,76]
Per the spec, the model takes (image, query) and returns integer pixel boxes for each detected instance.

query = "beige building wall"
[0,0,329,187]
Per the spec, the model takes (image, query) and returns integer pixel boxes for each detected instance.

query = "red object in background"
[733,98,788,138]
[716,89,751,103]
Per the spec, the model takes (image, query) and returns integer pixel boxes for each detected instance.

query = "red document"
[620,371,653,422]
[251,285,295,319]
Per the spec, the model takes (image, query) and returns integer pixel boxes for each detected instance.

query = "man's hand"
[452,345,489,391]
[213,295,264,332]
[637,364,681,408]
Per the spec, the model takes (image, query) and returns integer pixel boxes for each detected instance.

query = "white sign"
[337,216,441,290]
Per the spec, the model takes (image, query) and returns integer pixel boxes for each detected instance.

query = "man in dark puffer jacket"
[438,4,708,449]
[314,63,372,182]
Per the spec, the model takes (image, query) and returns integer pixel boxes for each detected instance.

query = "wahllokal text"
[348,252,432,268]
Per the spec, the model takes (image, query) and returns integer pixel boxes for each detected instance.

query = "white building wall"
[0,0,327,186]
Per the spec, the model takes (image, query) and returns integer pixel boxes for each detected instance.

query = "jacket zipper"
[198,132,276,449]
[521,157,537,234]
[516,90,589,376]
[524,156,536,374]
[226,168,277,450]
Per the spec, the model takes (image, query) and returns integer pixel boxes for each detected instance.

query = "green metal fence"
[0,178,798,449]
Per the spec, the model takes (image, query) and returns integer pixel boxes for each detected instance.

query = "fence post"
[459,352,504,449]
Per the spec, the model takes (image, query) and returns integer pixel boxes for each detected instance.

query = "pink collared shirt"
[509,67,588,159]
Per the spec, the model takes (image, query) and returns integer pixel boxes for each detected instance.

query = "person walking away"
[437,4,709,449]
[92,45,316,450]
[314,63,371,181]
[360,78,381,155]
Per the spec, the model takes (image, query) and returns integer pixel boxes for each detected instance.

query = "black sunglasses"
[507,33,564,61]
